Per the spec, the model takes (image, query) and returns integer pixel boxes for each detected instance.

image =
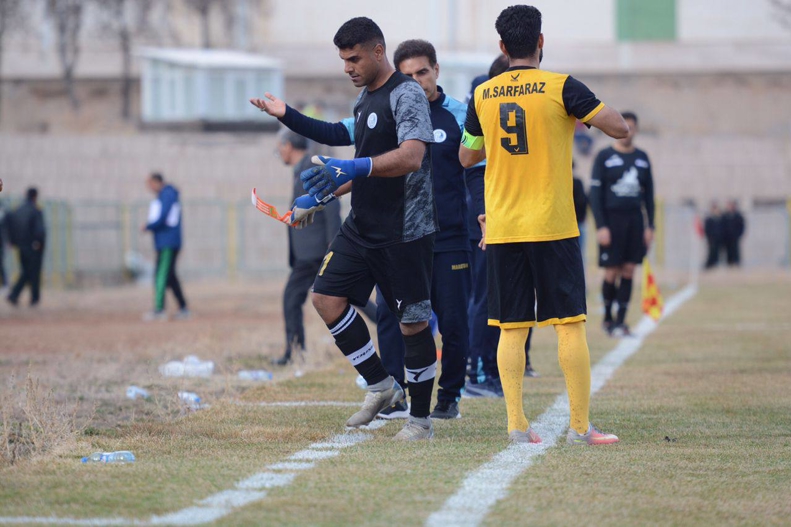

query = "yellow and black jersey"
[462,66,603,243]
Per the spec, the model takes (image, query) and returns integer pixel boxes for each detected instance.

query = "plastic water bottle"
[81,451,136,464]
[178,391,202,409]
[238,370,273,381]
[126,386,149,400]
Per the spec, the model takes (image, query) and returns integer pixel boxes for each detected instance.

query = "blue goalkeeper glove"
[300,155,372,201]
[290,193,337,230]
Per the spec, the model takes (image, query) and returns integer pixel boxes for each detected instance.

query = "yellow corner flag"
[642,258,664,321]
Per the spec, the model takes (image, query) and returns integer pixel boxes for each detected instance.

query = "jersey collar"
[429,85,446,108]
[506,66,537,71]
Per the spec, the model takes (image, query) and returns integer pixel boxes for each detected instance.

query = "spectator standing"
[142,173,188,321]
[722,200,745,266]
[7,187,46,307]
[274,130,342,366]
[704,202,723,269]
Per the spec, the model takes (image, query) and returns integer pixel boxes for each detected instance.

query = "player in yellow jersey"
[459,5,629,446]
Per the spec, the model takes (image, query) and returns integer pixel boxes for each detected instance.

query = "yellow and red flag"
[641,258,664,321]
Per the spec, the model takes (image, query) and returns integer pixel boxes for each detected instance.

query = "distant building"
[139,48,283,131]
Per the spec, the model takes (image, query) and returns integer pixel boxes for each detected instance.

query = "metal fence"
[0,198,788,289]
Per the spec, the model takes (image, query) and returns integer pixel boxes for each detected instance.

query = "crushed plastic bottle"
[81,451,136,464]
[159,356,214,378]
[126,386,150,400]
[238,370,273,381]
[178,391,203,410]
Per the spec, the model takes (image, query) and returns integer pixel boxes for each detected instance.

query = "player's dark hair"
[26,187,38,201]
[150,173,164,184]
[279,129,309,151]
[488,54,509,79]
[621,111,638,124]
[495,5,542,60]
[393,39,437,69]
[333,17,386,50]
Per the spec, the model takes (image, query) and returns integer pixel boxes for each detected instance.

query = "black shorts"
[599,210,646,267]
[313,231,434,323]
[487,238,587,328]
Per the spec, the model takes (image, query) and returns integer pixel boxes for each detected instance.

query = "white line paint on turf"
[0,420,389,526]
[426,284,698,527]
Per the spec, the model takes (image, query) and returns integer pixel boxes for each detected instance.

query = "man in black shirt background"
[274,130,342,366]
[722,200,746,267]
[590,111,655,336]
[7,187,46,307]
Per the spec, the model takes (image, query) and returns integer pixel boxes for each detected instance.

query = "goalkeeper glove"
[290,193,337,230]
[300,155,372,201]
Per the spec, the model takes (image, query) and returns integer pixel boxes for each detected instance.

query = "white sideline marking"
[0,420,390,526]
[268,461,314,471]
[426,284,698,527]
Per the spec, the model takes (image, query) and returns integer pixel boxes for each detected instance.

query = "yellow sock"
[497,327,530,433]
[556,321,591,435]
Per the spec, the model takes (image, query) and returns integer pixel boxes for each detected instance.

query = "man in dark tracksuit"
[464,55,538,398]
[704,202,724,269]
[0,201,7,290]
[275,130,342,366]
[722,200,745,266]
[7,188,46,306]
[143,173,188,321]
[371,40,471,420]
[590,111,655,336]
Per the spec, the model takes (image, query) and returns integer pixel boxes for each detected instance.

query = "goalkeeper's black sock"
[328,305,389,385]
[602,279,617,323]
[403,326,437,419]
[616,278,633,325]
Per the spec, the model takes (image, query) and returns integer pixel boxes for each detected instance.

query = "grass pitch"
[1,273,789,526]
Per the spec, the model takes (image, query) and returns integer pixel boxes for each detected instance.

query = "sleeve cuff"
[580,102,605,123]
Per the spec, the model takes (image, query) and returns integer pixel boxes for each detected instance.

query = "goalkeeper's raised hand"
[300,155,372,201]
[290,193,336,230]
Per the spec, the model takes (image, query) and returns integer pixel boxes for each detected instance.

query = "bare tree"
[95,0,155,120]
[185,0,213,48]
[769,0,791,29]
[47,0,84,110]
[0,0,24,122]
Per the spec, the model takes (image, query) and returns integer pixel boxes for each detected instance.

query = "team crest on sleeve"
[433,129,447,143]
[367,113,378,129]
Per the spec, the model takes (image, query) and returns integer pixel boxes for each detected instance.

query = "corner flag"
[641,258,664,321]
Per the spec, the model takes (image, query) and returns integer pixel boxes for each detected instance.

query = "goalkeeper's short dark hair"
[394,39,437,69]
[334,17,385,50]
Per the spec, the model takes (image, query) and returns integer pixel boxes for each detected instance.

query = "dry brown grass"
[1,369,92,467]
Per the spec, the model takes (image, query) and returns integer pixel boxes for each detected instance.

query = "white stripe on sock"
[330,308,357,336]
[345,341,376,366]
[406,361,437,384]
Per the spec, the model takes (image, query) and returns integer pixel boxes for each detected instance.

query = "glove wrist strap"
[353,157,373,178]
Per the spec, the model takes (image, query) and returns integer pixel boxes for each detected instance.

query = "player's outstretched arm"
[587,106,629,139]
[250,93,353,147]
[250,93,286,117]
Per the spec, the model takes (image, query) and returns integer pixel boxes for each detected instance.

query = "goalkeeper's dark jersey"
[280,72,436,249]
[342,72,437,248]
